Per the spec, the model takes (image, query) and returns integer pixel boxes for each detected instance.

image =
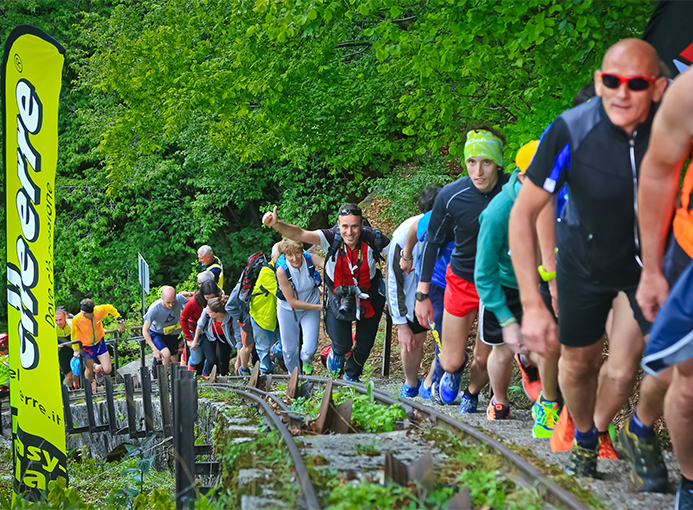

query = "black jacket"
[526,97,656,286]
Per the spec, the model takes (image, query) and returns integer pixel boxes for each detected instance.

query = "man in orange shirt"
[71,298,125,386]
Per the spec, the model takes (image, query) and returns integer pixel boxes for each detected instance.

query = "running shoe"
[458,392,478,414]
[439,371,461,405]
[418,380,432,399]
[565,440,598,478]
[515,353,541,402]
[532,396,559,439]
[399,380,419,398]
[676,479,693,510]
[237,366,251,377]
[302,361,314,375]
[487,398,510,420]
[326,349,342,376]
[550,406,575,452]
[343,373,359,383]
[619,420,668,492]
[598,433,619,460]
[94,366,105,384]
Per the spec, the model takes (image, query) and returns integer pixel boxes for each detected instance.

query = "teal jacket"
[474,170,522,326]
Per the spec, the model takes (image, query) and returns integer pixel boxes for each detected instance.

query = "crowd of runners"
[44,37,693,507]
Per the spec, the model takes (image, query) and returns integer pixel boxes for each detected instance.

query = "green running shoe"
[565,440,598,478]
[619,420,668,492]
[302,361,314,375]
[532,395,560,439]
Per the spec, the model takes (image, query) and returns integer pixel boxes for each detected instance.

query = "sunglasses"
[338,205,362,216]
[599,72,655,91]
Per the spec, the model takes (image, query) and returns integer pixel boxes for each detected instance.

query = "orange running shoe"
[598,433,619,460]
[515,353,541,402]
[550,406,575,452]
[487,398,510,420]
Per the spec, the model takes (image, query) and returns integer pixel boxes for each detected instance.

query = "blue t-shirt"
[416,211,454,289]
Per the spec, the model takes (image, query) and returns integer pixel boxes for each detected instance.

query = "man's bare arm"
[637,69,693,320]
[400,218,420,274]
[639,71,693,274]
[262,206,322,245]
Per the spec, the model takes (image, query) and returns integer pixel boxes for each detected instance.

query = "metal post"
[62,385,74,434]
[141,366,154,435]
[141,285,146,369]
[382,309,393,377]
[124,374,139,438]
[113,331,120,376]
[84,379,96,433]
[105,375,117,434]
[158,364,172,437]
[174,370,196,509]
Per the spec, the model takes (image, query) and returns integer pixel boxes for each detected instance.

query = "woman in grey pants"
[276,238,323,375]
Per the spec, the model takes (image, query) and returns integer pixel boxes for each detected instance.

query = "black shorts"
[406,316,429,335]
[557,266,651,347]
[59,346,74,375]
[479,286,523,346]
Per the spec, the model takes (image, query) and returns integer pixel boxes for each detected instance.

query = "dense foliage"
[1,0,657,323]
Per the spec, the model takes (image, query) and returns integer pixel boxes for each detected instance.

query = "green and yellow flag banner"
[2,26,66,498]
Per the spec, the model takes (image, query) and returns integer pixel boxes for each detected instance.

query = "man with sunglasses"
[262,203,389,381]
[509,38,668,478]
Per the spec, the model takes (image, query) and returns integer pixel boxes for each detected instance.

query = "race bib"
[163,322,181,335]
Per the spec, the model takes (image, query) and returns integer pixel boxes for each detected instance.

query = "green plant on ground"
[334,382,405,433]
[354,441,381,456]
[112,435,160,506]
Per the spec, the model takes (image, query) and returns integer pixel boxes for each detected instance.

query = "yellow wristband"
[538,265,556,282]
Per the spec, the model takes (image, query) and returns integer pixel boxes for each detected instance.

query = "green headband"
[464,130,504,167]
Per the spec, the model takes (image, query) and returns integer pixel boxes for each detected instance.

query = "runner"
[198,245,224,289]
[618,66,693,498]
[71,298,126,388]
[508,39,668,477]
[248,243,281,375]
[275,239,323,375]
[386,186,441,397]
[475,141,561,429]
[415,127,510,408]
[142,286,188,367]
[182,280,221,376]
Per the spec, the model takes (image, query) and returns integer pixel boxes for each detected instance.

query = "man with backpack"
[262,203,389,381]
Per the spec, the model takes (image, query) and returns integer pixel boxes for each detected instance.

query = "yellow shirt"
[56,319,79,351]
[249,264,278,331]
[71,304,121,347]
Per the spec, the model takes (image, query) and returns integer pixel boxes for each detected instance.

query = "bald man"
[509,39,668,478]
[143,286,188,366]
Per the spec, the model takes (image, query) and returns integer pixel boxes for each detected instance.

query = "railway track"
[202,373,589,510]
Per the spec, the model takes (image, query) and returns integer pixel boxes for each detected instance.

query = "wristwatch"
[400,249,413,261]
[415,291,429,302]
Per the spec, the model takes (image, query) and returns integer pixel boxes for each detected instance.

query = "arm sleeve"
[474,213,514,325]
[97,304,122,321]
[180,301,194,342]
[420,193,453,283]
[197,309,209,330]
[525,118,571,194]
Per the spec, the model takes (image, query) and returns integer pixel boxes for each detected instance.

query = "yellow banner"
[3,26,66,497]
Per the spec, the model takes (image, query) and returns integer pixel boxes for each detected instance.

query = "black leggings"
[324,291,385,379]
[216,341,233,376]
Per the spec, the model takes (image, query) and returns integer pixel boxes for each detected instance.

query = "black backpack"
[324,221,386,264]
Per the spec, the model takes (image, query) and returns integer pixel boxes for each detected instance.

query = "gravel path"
[372,379,679,510]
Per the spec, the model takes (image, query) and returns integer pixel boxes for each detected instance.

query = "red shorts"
[443,265,479,318]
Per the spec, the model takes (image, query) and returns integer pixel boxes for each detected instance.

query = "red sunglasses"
[599,72,655,91]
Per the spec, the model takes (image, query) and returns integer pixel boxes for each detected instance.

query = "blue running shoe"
[458,392,478,414]
[237,366,251,376]
[326,349,342,375]
[439,371,461,404]
[418,380,432,399]
[343,373,359,383]
[399,380,420,398]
